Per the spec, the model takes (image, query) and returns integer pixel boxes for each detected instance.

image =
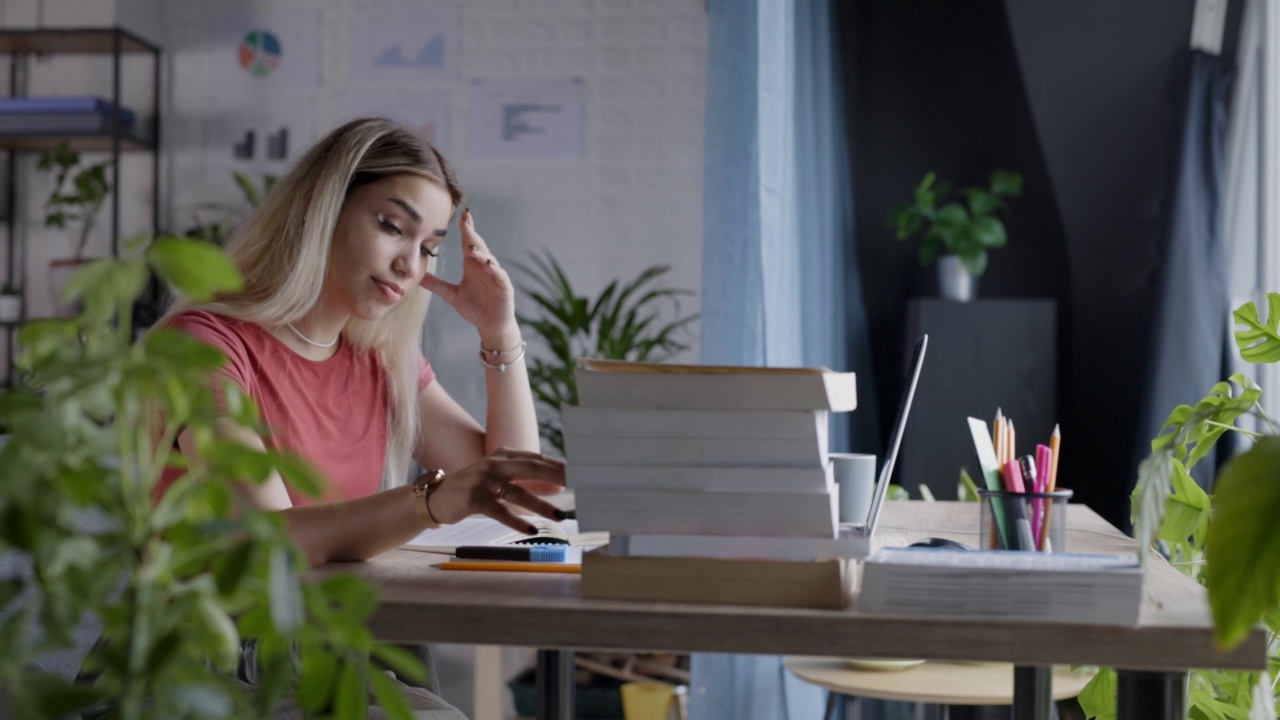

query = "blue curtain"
[1135,51,1235,490]
[691,0,879,718]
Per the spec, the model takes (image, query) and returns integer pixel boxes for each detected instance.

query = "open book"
[403,515,608,554]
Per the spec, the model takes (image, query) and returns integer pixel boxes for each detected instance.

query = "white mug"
[830,453,877,524]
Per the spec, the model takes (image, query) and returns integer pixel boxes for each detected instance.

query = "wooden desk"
[317,502,1266,720]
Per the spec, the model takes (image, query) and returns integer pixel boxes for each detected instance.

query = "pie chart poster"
[212,10,321,97]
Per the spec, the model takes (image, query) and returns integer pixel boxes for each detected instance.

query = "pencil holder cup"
[978,489,1072,552]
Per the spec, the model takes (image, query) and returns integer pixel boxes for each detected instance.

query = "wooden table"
[317,502,1266,720]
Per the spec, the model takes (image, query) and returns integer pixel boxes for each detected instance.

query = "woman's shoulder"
[166,309,266,355]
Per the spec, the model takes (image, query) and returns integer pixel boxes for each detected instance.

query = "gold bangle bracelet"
[411,468,446,528]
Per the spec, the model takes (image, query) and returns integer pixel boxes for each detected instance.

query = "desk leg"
[1116,670,1185,720]
[536,649,575,720]
[1012,666,1052,720]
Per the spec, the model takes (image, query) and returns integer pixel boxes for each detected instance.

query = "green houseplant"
[888,170,1022,301]
[39,141,111,262]
[0,237,424,719]
[183,172,279,246]
[1077,294,1280,719]
[38,142,113,316]
[514,251,699,455]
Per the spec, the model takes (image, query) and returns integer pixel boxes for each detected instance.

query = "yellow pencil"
[1040,424,1063,551]
[1007,419,1016,465]
[438,561,581,574]
[1048,424,1062,491]
[993,410,1005,465]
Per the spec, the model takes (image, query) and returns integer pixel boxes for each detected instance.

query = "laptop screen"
[859,334,928,534]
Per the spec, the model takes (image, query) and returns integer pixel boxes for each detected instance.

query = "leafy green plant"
[514,251,698,454]
[183,172,279,246]
[38,142,112,260]
[888,170,1023,277]
[0,237,423,719]
[1078,294,1280,719]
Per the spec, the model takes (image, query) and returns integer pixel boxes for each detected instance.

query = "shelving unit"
[0,27,160,387]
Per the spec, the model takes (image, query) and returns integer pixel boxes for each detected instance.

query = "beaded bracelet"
[478,340,527,372]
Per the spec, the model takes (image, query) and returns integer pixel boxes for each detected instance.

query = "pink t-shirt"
[162,310,435,506]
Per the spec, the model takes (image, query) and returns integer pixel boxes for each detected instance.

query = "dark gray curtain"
[1137,51,1236,491]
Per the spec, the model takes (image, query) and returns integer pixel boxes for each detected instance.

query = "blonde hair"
[162,117,463,486]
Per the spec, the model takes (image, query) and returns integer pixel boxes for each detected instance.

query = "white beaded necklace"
[286,323,339,349]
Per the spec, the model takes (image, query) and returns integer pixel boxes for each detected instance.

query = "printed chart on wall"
[211,11,320,96]
[336,91,452,153]
[469,77,584,160]
[348,4,458,85]
[204,100,316,181]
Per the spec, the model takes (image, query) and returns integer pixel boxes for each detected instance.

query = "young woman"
[161,117,566,718]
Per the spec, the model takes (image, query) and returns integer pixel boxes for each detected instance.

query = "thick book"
[858,548,1143,626]
[561,406,827,441]
[566,464,834,494]
[609,527,871,561]
[0,96,136,122]
[581,548,851,609]
[574,359,857,412]
[402,515,607,554]
[575,487,838,538]
[563,434,827,468]
[562,405,828,468]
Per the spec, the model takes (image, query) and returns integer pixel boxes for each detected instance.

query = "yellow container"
[620,682,674,720]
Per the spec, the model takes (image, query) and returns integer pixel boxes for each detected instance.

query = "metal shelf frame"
[0,27,161,387]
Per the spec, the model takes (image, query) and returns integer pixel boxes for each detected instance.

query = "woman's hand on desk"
[424,449,567,532]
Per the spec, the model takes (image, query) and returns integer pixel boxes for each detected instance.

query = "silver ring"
[498,481,512,501]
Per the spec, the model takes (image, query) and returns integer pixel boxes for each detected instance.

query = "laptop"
[845,334,928,552]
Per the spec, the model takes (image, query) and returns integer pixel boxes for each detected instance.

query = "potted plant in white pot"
[0,281,20,323]
[38,141,111,317]
[888,170,1023,301]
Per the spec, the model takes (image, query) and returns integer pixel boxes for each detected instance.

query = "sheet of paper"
[212,10,320,96]
[347,3,459,85]
[404,516,579,553]
[204,100,316,180]
[336,91,452,152]
[468,77,584,159]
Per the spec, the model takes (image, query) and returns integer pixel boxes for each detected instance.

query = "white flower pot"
[937,255,978,302]
[0,294,20,323]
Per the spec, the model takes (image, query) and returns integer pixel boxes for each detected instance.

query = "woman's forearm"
[281,485,427,566]
[480,330,541,453]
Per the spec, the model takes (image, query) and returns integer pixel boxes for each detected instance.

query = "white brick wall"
[1,0,707,429]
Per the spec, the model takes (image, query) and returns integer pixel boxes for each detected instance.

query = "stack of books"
[859,548,1143,626]
[566,359,858,609]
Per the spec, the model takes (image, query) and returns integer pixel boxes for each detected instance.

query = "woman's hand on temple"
[418,209,520,345]
[422,449,567,533]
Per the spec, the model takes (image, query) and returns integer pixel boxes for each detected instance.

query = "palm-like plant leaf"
[1234,293,1280,364]
[514,253,698,454]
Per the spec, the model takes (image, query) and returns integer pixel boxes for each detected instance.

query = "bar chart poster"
[337,91,452,153]
[468,78,584,160]
[204,101,315,181]
[348,4,458,84]
[212,11,320,95]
